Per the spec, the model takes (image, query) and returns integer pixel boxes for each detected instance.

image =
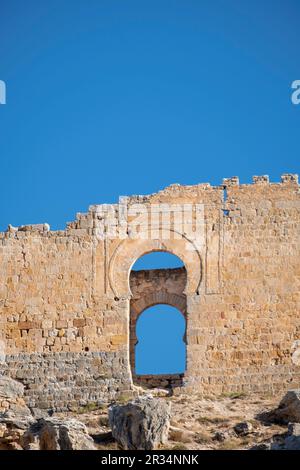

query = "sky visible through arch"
[135,304,186,375]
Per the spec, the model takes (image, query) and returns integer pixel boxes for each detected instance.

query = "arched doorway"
[129,251,187,388]
[135,304,186,375]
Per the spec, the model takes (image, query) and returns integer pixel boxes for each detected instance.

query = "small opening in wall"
[223,187,229,216]
[84,347,89,352]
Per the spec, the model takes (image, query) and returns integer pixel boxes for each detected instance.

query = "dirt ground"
[55,390,288,450]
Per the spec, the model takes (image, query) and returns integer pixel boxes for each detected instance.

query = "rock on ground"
[0,376,34,449]
[0,376,27,417]
[0,376,24,401]
[234,421,253,436]
[271,423,300,450]
[21,417,96,450]
[0,377,95,450]
[0,405,34,449]
[109,395,171,450]
[274,390,300,423]
[283,423,300,450]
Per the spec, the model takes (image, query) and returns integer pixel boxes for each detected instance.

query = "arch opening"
[135,304,186,375]
[129,250,187,389]
[108,237,202,298]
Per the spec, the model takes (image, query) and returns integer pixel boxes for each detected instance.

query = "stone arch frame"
[106,236,202,386]
[109,236,202,299]
[130,292,187,375]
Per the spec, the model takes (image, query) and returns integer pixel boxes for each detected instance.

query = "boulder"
[22,418,96,450]
[0,377,34,449]
[0,376,24,400]
[271,423,300,450]
[283,423,300,450]
[0,404,34,430]
[0,403,34,450]
[274,390,300,423]
[109,395,171,450]
[0,378,95,451]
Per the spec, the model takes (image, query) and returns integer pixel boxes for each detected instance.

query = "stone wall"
[134,374,184,389]
[0,352,128,411]
[0,174,299,409]
[0,228,131,409]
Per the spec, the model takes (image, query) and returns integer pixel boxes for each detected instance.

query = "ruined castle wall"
[186,176,300,394]
[0,230,131,410]
[0,174,299,408]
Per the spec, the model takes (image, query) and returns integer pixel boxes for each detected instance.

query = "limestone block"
[22,418,95,450]
[109,396,171,450]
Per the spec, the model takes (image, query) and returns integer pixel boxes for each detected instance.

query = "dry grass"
[96,441,119,450]
[194,431,213,444]
[171,443,188,450]
[77,402,104,414]
[115,392,135,404]
[197,416,229,425]
[98,416,109,427]
[218,438,242,450]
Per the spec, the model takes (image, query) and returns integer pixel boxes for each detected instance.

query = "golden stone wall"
[0,174,299,408]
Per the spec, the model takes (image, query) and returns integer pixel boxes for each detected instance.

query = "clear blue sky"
[1,1,299,374]
[0,0,299,231]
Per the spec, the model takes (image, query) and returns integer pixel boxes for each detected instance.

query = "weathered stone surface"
[274,390,300,423]
[22,418,96,450]
[1,352,129,411]
[271,423,300,450]
[282,434,300,450]
[0,376,24,400]
[0,400,34,449]
[291,341,300,366]
[0,404,33,430]
[288,422,300,436]
[109,396,171,450]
